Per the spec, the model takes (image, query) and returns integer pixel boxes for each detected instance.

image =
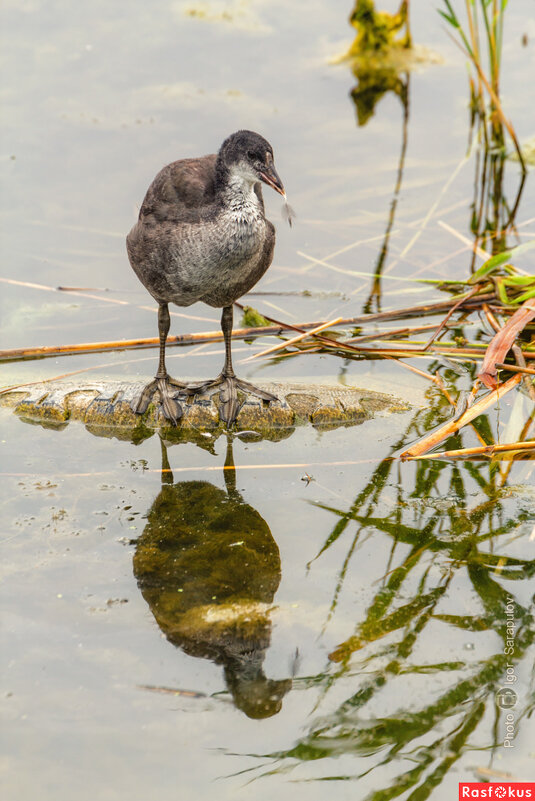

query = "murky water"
[1,1,534,799]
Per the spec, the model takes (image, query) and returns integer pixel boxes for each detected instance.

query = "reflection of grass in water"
[337,2,414,312]
[241,378,534,793]
[440,0,526,262]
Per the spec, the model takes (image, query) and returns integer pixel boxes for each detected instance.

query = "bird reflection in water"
[133,435,291,718]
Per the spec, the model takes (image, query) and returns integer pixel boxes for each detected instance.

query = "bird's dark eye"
[247,150,256,160]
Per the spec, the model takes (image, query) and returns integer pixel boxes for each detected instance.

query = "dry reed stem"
[478,300,535,387]
[298,232,397,275]
[512,345,535,401]
[423,285,481,350]
[0,276,217,323]
[438,220,491,260]
[0,457,390,479]
[444,27,525,166]
[400,373,522,458]
[241,317,344,362]
[470,52,525,165]
[481,303,535,398]
[1,294,495,362]
[387,157,470,272]
[345,322,458,344]
[236,305,464,400]
[495,362,535,377]
[482,303,501,332]
[406,440,535,460]
[0,342,229,396]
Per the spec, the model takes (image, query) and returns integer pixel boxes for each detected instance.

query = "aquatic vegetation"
[440,0,526,258]
[341,0,413,127]
[337,3,429,311]
[240,305,272,328]
[347,0,412,56]
[241,387,535,792]
[511,137,535,167]
[466,240,535,304]
[2,0,534,798]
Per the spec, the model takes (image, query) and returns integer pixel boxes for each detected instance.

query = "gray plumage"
[126,130,286,426]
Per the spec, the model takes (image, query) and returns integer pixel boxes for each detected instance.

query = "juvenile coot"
[126,130,286,425]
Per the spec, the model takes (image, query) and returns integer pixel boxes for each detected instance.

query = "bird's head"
[217,130,285,197]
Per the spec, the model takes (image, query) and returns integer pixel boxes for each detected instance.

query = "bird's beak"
[259,165,285,197]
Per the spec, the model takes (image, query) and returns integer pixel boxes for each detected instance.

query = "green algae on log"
[0,379,410,441]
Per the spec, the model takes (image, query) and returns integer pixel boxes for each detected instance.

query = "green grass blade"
[468,238,535,284]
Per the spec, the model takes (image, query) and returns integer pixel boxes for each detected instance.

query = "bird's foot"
[188,373,278,425]
[131,374,188,426]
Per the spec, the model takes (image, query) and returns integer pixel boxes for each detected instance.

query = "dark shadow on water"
[133,434,292,719]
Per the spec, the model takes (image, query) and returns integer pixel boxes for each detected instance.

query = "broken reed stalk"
[495,362,535,377]
[482,299,535,396]
[406,440,535,461]
[0,276,217,324]
[137,685,207,699]
[478,299,535,387]
[0,342,216,397]
[235,303,466,402]
[0,333,228,361]
[0,293,498,362]
[234,300,530,439]
[422,285,481,350]
[482,302,501,333]
[400,373,523,459]
[437,220,491,260]
[234,303,494,364]
[345,321,458,345]
[512,344,535,403]
[311,343,515,359]
[242,317,344,362]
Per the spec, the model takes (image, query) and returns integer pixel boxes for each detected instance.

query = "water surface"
[1,1,534,799]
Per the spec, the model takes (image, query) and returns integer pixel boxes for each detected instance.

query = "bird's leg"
[221,304,235,377]
[191,305,278,425]
[156,301,171,378]
[131,303,187,425]
[214,305,241,423]
[154,303,189,391]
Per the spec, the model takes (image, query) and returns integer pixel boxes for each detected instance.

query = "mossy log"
[0,380,410,442]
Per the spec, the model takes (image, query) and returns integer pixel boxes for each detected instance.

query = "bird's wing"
[139,154,218,224]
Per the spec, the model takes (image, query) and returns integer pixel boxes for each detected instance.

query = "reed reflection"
[344,0,411,313]
[247,375,534,790]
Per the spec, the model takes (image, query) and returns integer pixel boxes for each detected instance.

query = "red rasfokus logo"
[459,784,534,799]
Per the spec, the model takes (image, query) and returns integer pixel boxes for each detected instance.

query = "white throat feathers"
[222,166,263,226]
